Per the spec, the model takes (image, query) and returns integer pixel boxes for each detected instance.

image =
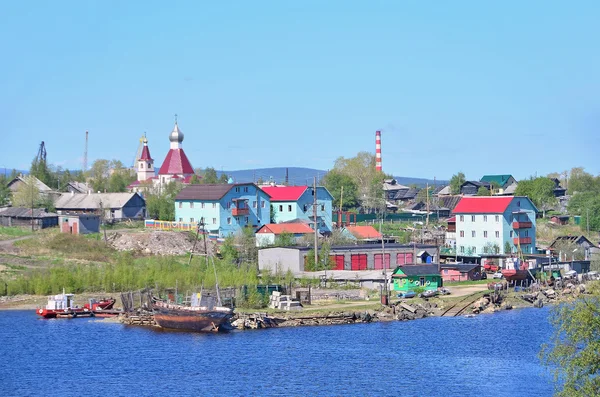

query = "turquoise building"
[174,183,271,237]
[261,185,334,234]
[453,196,538,256]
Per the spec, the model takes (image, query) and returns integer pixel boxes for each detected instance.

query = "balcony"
[232,208,249,216]
[513,237,532,245]
[512,221,533,229]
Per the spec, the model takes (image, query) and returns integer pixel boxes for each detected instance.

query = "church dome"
[169,122,184,143]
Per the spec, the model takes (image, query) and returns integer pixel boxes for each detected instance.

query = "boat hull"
[37,308,92,319]
[153,305,234,332]
[501,269,528,281]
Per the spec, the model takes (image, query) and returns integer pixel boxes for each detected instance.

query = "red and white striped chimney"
[375,130,382,172]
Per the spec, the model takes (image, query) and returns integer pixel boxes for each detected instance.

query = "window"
[303,204,308,211]
[524,230,528,237]
[261,201,265,208]
[321,204,325,211]
[245,216,249,224]
[517,200,521,207]
[212,218,216,224]
[212,203,216,209]
[459,215,464,222]
[178,202,182,208]
[472,247,476,253]
[495,231,500,238]
[244,187,249,193]
[227,217,231,225]
[235,187,240,192]
[460,231,464,237]
[190,217,194,223]
[510,231,513,237]
[460,246,465,253]
[288,205,292,212]
[227,202,231,209]
[202,203,205,209]
[279,205,283,212]
[483,215,487,222]
[140,163,144,169]
[484,231,488,238]
[472,231,476,237]
[471,215,475,222]
[495,215,499,222]
[190,202,194,208]
[200,217,204,224]
[253,201,257,208]
[443,269,448,275]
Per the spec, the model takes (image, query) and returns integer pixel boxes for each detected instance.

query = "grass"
[0,226,34,240]
[444,279,493,286]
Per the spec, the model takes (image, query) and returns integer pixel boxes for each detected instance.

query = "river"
[0,308,555,397]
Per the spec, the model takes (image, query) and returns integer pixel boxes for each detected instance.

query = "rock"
[543,289,556,298]
[577,284,586,294]
[563,288,572,295]
[534,299,544,308]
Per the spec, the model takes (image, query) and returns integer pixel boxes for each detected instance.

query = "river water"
[0,308,555,397]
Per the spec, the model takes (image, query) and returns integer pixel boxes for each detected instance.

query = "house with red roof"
[260,185,334,235]
[174,183,270,237]
[340,225,383,242]
[255,223,316,247]
[453,196,538,256]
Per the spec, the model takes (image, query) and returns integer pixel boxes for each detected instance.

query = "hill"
[217,167,326,185]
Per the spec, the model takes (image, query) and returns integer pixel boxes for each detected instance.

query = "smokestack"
[375,130,382,172]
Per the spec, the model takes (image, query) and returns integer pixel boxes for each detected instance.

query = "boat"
[84,297,121,317]
[152,293,234,332]
[501,257,529,281]
[36,291,92,319]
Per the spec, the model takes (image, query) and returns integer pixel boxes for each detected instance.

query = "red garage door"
[331,255,345,270]
[351,254,367,270]
[374,254,391,269]
[396,253,414,265]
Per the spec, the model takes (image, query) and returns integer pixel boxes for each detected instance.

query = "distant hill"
[218,167,326,185]
[394,176,449,188]
[0,168,27,178]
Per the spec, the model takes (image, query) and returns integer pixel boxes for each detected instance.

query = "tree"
[541,281,600,396]
[201,167,218,184]
[29,155,54,189]
[515,177,557,217]
[567,192,600,232]
[88,159,110,192]
[219,173,229,184]
[189,175,202,184]
[145,181,182,221]
[449,172,466,194]
[321,169,359,210]
[0,175,11,206]
[274,232,295,247]
[11,176,41,208]
[504,241,512,255]
[567,167,600,195]
[476,186,491,196]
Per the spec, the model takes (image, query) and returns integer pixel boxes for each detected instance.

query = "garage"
[351,254,367,270]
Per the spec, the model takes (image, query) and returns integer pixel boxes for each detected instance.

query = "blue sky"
[1,1,599,180]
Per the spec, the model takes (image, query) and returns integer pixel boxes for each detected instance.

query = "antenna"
[83,130,88,172]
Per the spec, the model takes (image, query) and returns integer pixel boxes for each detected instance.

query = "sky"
[1,1,599,181]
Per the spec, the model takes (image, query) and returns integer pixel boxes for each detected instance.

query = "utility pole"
[426,183,430,230]
[339,185,344,227]
[313,177,318,269]
[30,176,34,232]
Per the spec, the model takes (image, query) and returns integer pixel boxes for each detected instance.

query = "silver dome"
[169,122,184,143]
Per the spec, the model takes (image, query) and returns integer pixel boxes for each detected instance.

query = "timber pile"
[119,312,157,326]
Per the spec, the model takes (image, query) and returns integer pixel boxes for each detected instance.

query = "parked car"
[397,291,416,299]
[418,290,439,298]
[564,270,578,280]
[492,271,503,279]
[439,287,451,295]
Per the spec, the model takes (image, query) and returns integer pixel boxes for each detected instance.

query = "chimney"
[375,130,382,172]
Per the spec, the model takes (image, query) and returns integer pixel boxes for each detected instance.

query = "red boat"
[84,297,121,317]
[36,292,92,319]
[501,257,530,281]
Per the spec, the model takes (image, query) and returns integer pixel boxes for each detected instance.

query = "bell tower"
[137,134,155,181]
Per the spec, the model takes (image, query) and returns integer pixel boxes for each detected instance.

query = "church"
[129,119,197,191]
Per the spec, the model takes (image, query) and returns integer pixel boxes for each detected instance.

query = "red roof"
[447,216,456,223]
[261,186,307,201]
[158,149,194,175]
[139,145,152,161]
[345,225,382,239]
[452,197,514,214]
[256,223,314,235]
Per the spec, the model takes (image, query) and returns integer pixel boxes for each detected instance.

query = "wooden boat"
[36,291,92,319]
[152,295,234,332]
[501,257,530,281]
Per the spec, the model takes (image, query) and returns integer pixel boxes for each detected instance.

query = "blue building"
[261,185,334,234]
[174,183,271,237]
[453,196,538,256]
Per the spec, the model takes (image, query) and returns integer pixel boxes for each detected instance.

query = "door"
[332,255,345,271]
[73,222,78,235]
[351,254,367,270]
[374,254,391,269]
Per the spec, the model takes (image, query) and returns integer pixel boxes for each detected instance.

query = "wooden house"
[391,264,442,292]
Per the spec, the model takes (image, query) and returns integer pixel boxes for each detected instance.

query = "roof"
[383,179,409,191]
[176,183,259,201]
[393,188,418,200]
[447,216,456,223]
[503,182,518,195]
[392,265,440,277]
[256,223,315,235]
[549,235,596,248]
[440,263,480,272]
[461,180,491,189]
[344,225,382,239]
[436,185,451,195]
[67,181,91,194]
[54,192,143,210]
[158,149,194,175]
[261,186,308,201]
[480,175,514,187]
[7,176,53,192]
[452,197,514,214]
[139,144,152,161]
[0,207,57,218]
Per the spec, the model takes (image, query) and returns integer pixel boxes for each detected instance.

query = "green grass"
[444,279,492,286]
[0,226,34,240]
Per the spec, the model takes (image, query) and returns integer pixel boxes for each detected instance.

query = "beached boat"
[501,257,530,281]
[152,293,234,332]
[36,291,92,319]
[84,297,121,317]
